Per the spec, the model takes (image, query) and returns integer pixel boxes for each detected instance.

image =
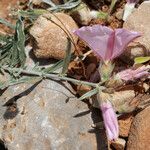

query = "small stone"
[115,9,124,20]
[111,138,126,150]
[118,114,133,137]
[30,13,78,60]
[70,3,92,25]
[127,106,150,149]
[123,1,150,61]
[121,42,147,63]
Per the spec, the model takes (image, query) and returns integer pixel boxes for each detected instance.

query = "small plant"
[0,15,149,142]
[73,24,150,140]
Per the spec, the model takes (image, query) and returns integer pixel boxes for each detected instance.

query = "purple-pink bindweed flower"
[116,65,150,81]
[73,25,140,61]
[100,101,119,141]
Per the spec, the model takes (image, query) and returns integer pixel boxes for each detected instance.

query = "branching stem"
[2,66,100,88]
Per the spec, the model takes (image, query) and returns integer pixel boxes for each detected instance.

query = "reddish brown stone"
[30,13,78,60]
[127,107,150,149]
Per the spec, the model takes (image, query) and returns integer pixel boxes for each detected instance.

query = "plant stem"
[108,0,117,15]
[2,66,99,87]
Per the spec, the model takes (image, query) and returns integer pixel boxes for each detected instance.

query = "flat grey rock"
[0,79,107,150]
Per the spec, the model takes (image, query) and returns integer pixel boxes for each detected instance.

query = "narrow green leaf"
[43,60,63,73]
[0,76,42,90]
[134,56,150,64]
[14,17,26,67]
[61,38,72,75]
[79,88,98,101]
[0,18,15,29]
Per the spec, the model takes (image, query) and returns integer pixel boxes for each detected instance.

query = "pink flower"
[117,65,150,81]
[100,101,119,140]
[73,25,140,61]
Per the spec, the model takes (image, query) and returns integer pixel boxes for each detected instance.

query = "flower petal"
[73,25,114,61]
[112,28,141,60]
[117,65,150,81]
[73,25,140,61]
[101,101,119,140]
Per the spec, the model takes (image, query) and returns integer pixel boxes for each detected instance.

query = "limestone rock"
[30,13,78,60]
[123,1,150,60]
[0,79,107,150]
[127,106,150,150]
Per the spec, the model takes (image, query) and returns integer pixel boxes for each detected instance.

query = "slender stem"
[108,0,117,15]
[2,66,99,87]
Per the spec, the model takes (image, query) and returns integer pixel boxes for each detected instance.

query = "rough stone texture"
[30,13,78,60]
[118,114,133,138]
[111,138,126,150]
[70,3,92,25]
[0,79,107,150]
[123,1,150,60]
[127,106,150,150]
